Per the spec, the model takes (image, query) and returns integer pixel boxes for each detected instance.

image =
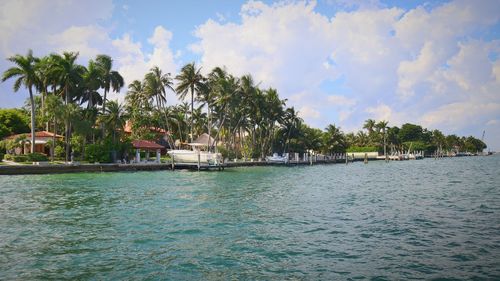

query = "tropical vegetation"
[0,50,488,163]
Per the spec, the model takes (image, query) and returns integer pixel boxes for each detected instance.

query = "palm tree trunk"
[65,86,70,162]
[207,106,211,152]
[101,89,108,138]
[52,117,56,161]
[28,86,36,154]
[190,87,194,143]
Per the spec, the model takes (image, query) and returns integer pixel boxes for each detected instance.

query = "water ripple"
[1,156,500,279]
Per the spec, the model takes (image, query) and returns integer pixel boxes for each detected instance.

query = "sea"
[1,155,499,280]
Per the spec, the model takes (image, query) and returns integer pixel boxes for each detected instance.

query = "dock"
[0,157,349,175]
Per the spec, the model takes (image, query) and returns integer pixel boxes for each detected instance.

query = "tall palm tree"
[80,60,103,109]
[50,52,85,161]
[34,55,54,130]
[103,100,127,147]
[324,124,346,153]
[95,54,124,116]
[282,107,302,154]
[175,62,204,142]
[2,49,39,153]
[144,66,175,147]
[376,120,389,156]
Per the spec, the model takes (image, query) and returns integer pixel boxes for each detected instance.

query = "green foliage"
[54,146,65,158]
[347,146,378,152]
[0,109,30,139]
[84,139,132,163]
[402,141,427,152]
[27,153,48,162]
[4,154,28,162]
[4,152,49,162]
[398,123,423,142]
[217,145,241,160]
[85,144,110,163]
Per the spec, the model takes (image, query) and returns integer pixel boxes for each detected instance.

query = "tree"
[376,120,389,157]
[398,123,423,142]
[50,52,85,161]
[102,100,127,148]
[175,63,204,142]
[2,50,39,154]
[80,60,103,109]
[323,124,347,153]
[95,54,124,116]
[0,109,30,139]
[144,66,175,147]
[363,119,376,135]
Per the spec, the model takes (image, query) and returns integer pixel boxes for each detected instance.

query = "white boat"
[265,153,289,164]
[168,149,222,165]
[168,134,222,166]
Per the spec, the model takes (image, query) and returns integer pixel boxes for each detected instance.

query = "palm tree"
[80,60,103,109]
[175,62,204,142]
[103,100,127,147]
[2,50,39,154]
[281,107,302,154]
[363,119,376,135]
[95,54,124,116]
[144,66,175,147]
[50,52,85,161]
[324,124,346,153]
[376,120,389,157]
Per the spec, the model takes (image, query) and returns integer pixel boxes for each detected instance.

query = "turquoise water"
[1,156,499,280]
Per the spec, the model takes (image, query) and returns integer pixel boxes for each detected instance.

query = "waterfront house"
[3,131,63,155]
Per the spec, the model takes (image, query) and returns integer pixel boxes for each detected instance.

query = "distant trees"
[0,109,30,139]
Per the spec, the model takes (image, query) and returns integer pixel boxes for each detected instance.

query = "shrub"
[346,146,378,153]
[54,146,65,158]
[27,153,48,162]
[3,153,11,161]
[85,144,111,163]
[12,155,28,162]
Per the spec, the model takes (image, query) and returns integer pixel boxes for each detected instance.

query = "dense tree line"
[1,50,487,162]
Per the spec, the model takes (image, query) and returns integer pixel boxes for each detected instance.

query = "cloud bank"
[192,0,500,148]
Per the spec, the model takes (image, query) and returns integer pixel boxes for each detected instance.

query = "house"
[3,131,63,155]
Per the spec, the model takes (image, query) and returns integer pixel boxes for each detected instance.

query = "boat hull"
[168,150,222,165]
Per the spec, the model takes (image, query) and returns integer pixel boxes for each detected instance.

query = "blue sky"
[1,0,499,150]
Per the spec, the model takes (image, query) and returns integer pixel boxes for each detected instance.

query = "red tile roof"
[132,140,164,150]
[124,120,168,134]
[4,131,64,140]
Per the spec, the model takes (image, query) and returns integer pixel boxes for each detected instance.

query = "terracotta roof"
[132,140,164,150]
[124,120,168,134]
[4,131,64,140]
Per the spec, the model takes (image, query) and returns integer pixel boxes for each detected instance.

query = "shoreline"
[0,158,348,175]
[0,154,491,175]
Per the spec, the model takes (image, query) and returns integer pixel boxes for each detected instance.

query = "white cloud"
[0,0,179,107]
[365,103,393,123]
[192,1,335,101]
[49,25,114,60]
[327,95,356,106]
[298,106,321,119]
[486,119,498,126]
[190,0,500,149]
[110,26,179,103]
[0,0,113,57]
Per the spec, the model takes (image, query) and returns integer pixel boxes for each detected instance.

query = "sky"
[0,0,499,150]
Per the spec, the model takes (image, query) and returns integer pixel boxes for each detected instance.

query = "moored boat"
[167,149,222,165]
[265,153,289,164]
